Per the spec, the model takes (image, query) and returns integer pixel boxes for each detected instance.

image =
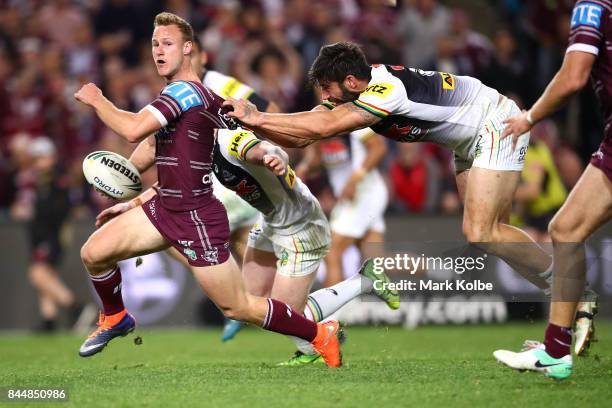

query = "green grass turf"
[0,323,611,408]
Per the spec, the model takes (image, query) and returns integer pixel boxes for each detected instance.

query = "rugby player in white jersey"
[223,41,585,319]
[296,114,389,287]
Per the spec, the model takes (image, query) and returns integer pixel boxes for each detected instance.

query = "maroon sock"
[543,323,572,358]
[262,299,317,341]
[90,267,124,316]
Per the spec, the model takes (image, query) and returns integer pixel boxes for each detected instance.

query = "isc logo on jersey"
[361,83,394,98]
[571,2,603,28]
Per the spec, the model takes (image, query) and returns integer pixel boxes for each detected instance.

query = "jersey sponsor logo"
[203,248,219,263]
[409,68,436,76]
[517,145,528,163]
[284,165,296,189]
[389,65,405,71]
[386,123,424,142]
[440,72,455,90]
[361,83,394,98]
[228,131,251,157]
[570,2,603,28]
[202,173,213,185]
[183,248,197,261]
[162,81,203,111]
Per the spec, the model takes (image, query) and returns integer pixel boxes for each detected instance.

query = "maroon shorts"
[590,140,612,182]
[142,194,231,267]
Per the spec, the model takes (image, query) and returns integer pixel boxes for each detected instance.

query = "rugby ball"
[83,151,142,200]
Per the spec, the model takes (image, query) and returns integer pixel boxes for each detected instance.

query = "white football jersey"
[203,70,255,101]
[318,128,385,197]
[213,128,323,234]
[353,65,500,159]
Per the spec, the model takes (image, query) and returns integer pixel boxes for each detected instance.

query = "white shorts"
[213,179,258,232]
[247,214,331,277]
[455,96,530,173]
[330,172,388,238]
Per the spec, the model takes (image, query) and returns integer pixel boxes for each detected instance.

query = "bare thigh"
[462,167,521,240]
[242,246,277,297]
[550,164,612,242]
[81,205,170,274]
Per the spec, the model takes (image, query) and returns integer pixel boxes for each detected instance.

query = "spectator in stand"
[389,143,443,213]
[534,119,584,189]
[512,123,568,242]
[93,0,155,67]
[480,28,533,105]
[449,8,493,76]
[352,0,399,64]
[234,33,303,111]
[26,137,81,331]
[395,0,449,69]
[36,0,87,51]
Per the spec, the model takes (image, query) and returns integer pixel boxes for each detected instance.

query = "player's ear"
[344,75,357,90]
[183,40,192,56]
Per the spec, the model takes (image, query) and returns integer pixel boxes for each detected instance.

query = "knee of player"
[80,239,104,269]
[463,222,490,243]
[548,217,584,243]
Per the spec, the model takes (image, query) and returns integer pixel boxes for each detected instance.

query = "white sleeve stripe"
[566,43,600,56]
[145,105,168,127]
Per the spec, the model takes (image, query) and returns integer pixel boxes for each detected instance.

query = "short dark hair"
[308,42,371,86]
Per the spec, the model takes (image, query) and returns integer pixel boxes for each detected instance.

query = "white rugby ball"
[83,151,142,200]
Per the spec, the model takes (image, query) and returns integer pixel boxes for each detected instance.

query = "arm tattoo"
[346,103,380,127]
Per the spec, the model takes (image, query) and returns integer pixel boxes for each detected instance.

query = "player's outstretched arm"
[243,140,289,176]
[502,51,596,145]
[95,187,157,228]
[75,83,162,143]
[223,98,380,147]
[129,136,156,173]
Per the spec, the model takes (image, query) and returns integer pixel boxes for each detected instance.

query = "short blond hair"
[154,12,194,42]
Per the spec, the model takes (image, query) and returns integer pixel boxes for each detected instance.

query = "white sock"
[288,274,372,356]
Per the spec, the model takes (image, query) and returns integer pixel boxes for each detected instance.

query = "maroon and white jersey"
[145,80,229,211]
[567,0,612,143]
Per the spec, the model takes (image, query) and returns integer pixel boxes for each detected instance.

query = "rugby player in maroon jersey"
[494,0,611,379]
[73,12,342,367]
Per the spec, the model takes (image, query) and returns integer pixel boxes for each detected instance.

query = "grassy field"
[1,323,611,407]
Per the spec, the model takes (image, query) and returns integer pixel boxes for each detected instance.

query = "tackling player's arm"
[74,83,161,143]
[502,51,596,143]
[223,97,381,147]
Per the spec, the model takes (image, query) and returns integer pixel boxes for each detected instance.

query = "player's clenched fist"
[74,83,103,107]
[263,154,286,176]
[222,97,264,127]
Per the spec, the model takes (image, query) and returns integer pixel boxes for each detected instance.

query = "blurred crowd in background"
[0,0,603,224]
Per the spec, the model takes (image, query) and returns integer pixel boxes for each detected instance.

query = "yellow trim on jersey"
[353,100,390,118]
